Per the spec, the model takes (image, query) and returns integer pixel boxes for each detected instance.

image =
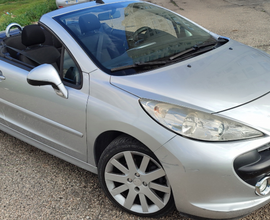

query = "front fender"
[87,70,175,166]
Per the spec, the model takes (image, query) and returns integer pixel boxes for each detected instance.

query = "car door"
[0,48,89,162]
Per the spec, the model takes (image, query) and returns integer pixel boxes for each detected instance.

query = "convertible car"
[1,0,270,219]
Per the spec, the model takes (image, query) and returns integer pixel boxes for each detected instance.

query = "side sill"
[0,123,98,174]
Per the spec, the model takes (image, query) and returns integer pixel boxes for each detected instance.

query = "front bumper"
[154,135,270,219]
[234,146,270,187]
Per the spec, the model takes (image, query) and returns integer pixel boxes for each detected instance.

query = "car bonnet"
[110,39,270,113]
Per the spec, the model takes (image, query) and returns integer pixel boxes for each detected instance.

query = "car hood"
[220,92,270,134]
[111,39,270,113]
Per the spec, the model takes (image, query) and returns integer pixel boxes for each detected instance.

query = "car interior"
[0,24,82,87]
[2,24,62,68]
[0,10,199,78]
[77,13,122,63]
[62,12,183,69]
[0,15,127,74]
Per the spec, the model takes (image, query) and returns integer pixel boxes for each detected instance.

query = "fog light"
[255,177,270,196]
[260,180,267,192]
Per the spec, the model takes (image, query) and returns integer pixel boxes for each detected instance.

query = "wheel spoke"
[124,151,137,173]
[110,159,129,174]
[104,148,172,215]
[149,182,170,193]
[111,184,129,196]
[139,194,149,212]
[105,172,127,183]
[139,156,150,173]
[144,188,165,209]
[144,168,165,183]
[124,190,137,209]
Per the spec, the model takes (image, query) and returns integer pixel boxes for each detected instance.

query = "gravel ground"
[0,131,189,220]
[1,131,270,220]
[2,0,270,219]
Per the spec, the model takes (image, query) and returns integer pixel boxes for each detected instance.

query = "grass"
[0,0,57,31]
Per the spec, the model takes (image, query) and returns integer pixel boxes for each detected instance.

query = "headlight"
[140,99,263,141]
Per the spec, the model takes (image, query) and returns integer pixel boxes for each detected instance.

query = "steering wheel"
[132,26,153,45]
[5,23,23,37]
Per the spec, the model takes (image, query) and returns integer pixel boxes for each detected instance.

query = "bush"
[0,0,57,31]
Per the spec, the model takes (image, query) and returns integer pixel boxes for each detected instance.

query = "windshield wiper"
[169,40,219,61]
[110,38,229,72]
[110,61,167,72]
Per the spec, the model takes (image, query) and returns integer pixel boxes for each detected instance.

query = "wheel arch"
[94,130,132,166]
[93,129,163,167]
[92,118,175,167]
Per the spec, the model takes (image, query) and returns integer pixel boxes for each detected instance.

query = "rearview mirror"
[27,64,68,99]
[98,10,121,21]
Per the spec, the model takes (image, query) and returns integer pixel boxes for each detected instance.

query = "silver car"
[1,0,270,219]
[56,0,90,8]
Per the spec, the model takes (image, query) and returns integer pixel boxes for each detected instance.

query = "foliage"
[0,0,57,31]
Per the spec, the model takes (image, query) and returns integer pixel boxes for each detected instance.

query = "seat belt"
[4,45,42,65]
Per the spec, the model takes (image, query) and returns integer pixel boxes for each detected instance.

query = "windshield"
[54,1,217,75]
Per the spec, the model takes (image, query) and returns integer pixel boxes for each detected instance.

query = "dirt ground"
[1,0,270,220]
[150,0,270,53]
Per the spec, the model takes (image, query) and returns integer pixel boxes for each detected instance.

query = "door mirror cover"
[27,64,68,99]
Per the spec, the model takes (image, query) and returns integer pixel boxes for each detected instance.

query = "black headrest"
[79,14,101,34]
[22,25,45,47]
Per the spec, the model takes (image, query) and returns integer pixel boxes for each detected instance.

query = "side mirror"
[27,64,68,99]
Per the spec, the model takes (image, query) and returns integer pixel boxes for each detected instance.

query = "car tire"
[98,135,175,218]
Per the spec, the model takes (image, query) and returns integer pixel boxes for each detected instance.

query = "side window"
[61,48,82,88]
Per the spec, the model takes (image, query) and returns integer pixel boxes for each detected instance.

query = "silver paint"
[28,64,68,99]
[0,60,89,161]
[5,23,23,37]
[111,40,270,113]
